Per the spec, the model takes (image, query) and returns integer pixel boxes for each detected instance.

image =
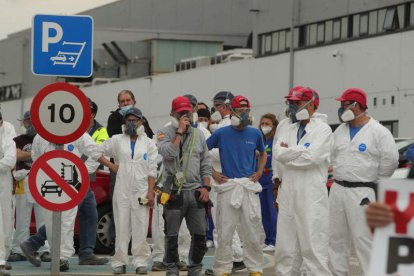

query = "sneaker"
[151,261,166,271]
[263,244,275,251]
[4,263,11,271]
[261,243,267,248]
[20,241,41,267]
[136,266,147,274]
[178,261,188,271]
[0,266,10,276]
[7,252,26,262]
[79,254,109,265]
[206,240,214,248]
[59,259,69,272]
[40,252,51,262]
[232,261,246,272]
[113,265,126,274]
[249,272,262,276]
[204,269,214,276]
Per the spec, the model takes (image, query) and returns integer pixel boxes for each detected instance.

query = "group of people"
[0,85,401,276]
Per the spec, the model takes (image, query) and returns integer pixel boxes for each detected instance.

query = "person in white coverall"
[9,111,50,263]
[21,133,102,272]
[271,86,303,208]
[98,107,157,275]
[329,88,398,275]
[274,87,333,276]
[207,95,267,276]
[0,116,17,276]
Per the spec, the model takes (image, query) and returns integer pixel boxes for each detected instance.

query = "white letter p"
[42,22,63,52]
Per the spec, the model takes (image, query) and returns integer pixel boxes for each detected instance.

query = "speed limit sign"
[31,82,91,144]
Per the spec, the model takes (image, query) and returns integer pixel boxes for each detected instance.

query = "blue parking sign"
[32,14,93,77]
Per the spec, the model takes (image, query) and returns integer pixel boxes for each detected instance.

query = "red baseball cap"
[231,95,250,109]
[172,96,193,113]
[336,88,367,108]
[284,85,304,98]
[286,87,319,108]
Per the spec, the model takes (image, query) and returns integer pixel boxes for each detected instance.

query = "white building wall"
[5,29,414,137]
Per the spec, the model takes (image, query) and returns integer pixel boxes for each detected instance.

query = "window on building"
[317,23,325,43]
[383,98,386,105]
[286,30,291,50]
[279,31,286,52]
[391,95,395,105]
[332,19,341,40]
[384,7,399,30]
[293,27,300,48]
[352,15,360,37]
[360,13,369,35]
[411,3,414,26]
[299,25,307,47]
[373,97,377,107]
[378,8,387,33]
[341,17,349,39]
[325,20,333,42]
[309,24,317,45]
[272,32,279,53]
[265,34,272,53]
[191,61,196,69]
[397,5,406,28]
[381,120,399,137]
[369,10,378,35]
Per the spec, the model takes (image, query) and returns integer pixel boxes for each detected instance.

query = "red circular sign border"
[31,82,91,144]
[29,150,89,212]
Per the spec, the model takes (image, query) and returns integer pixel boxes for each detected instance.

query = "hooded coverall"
[0,121,16,266]
[274,113,333,276]
[99,133,158,270]
[329,118,398,275]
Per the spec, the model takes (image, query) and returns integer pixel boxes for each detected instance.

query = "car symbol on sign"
[50,54,67,62]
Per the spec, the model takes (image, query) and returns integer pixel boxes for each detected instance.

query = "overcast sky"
[0,0,118,40]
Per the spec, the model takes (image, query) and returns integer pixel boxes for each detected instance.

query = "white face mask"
[170,116,179,128]
[295,107,310,121]
[199,121,208,129]
[209,123,219,132]
[210,111,222,121]
[261,126,272,135]
[231,115,241,126]
[340,109,355,122]
[136,125,145,136]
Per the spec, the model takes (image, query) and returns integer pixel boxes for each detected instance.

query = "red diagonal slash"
[41,161,78,199]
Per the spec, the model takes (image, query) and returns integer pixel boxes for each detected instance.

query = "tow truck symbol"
[41,162,81,197]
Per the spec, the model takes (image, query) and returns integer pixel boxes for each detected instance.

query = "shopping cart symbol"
[50,41,86,68]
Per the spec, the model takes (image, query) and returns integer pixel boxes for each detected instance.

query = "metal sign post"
[51,211,62,276]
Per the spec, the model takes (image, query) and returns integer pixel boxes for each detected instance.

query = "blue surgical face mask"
[119,105,133,116]
[126,122,137,136]
[26,124,37,137]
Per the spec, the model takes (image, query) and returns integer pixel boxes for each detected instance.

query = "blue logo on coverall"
[304,143,310,148]
[67,144,74,151]
[358,143,367,152]
[143,153,148,160]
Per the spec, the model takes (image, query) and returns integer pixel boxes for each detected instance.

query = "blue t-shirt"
[206,126,265,178]
[130,140,136,158]
[349,125,363,141]
[258,137,274,187]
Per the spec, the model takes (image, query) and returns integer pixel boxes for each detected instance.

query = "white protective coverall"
[209,115,243,262]
[10,170,49,256]
[271,117,290,182]
[0,121,16,265]
[32,134,101,260]
[329,118,398,275]
[274,113,333,276]
[98,133,157,269]
[213,178,263,275]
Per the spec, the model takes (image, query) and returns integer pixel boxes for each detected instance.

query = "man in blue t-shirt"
[206,95,267,276]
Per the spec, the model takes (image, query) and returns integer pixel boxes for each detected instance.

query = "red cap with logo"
[336,88,367,108]
[286,87,319,108]
[172,96,193,113]
[284,85,304,98]
[231,95,250,109]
